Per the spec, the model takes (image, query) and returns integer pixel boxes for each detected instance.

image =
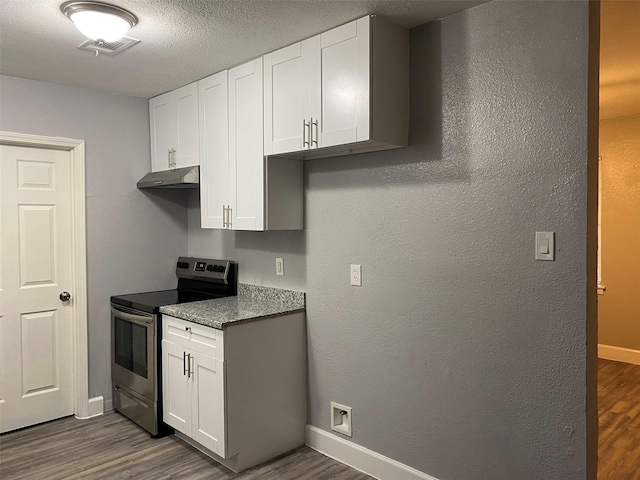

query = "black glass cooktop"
[110,289,226,314]
[111,290,180,314]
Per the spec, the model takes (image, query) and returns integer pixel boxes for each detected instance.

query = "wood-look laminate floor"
[2,360,638,480]
[0,412,372,480]
[598,359,640,480]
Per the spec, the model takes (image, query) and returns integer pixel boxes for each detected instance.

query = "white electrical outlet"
[330,402,352,437]
[276,257,284,276]
[350,264,361,286]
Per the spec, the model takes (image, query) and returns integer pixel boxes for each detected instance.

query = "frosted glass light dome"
[61,1,138,43]
[70,10,130,42]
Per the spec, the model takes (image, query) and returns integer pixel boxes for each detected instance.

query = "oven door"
[111,305,156,401]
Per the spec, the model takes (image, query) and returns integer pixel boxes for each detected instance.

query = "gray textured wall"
[189,1,591,479]
[188,190,307,289]
[0,75,188,408]
[306,1,590,478]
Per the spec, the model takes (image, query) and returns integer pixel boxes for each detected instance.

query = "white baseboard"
[305,425,439,480]
[76,396,104,419]
[598,344,640,365]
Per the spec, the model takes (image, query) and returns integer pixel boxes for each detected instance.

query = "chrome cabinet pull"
[168,148,172,168]
[227,206,232,229]
[303,119,310,148]
[171,148,177,168]
[183,351,187,376]
[187,353,193,378]
[311,118,318,147]
[185,326,191,332]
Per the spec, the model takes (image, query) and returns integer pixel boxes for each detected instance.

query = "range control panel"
[176,256,232,281]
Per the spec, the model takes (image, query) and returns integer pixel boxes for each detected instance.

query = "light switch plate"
[535,232,555,261]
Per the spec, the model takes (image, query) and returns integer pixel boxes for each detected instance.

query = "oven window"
[114,317,148,378]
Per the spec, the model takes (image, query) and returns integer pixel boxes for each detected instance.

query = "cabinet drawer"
[162,315,224,360]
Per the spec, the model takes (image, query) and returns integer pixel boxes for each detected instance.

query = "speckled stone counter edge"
[238,283,305,307]
[159,284,306,329]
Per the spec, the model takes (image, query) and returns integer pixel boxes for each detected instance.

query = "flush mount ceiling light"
[60,1,138,43]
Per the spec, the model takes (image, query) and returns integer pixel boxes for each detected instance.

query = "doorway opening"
[596,1,640,478]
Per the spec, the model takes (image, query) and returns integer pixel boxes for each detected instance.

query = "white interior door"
[0,144,75,433]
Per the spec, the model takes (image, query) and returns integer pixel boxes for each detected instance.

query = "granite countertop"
[159,284,306,329]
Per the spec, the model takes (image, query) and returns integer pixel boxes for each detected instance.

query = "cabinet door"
[161,340,191,433]
[264,43,305,155]
[319,17,370,147]
[175,83,200,168]
[191,352,226,458]
[264,38,321,156]
[304,35,322,150]
[229,58,264,231]
[198,72,229,229]
[149,92,176,172]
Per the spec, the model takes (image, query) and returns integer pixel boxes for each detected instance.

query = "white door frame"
[0,131,90,419]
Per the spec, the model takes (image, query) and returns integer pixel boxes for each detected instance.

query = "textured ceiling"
[0,0,487,98]
[600,0,640,119]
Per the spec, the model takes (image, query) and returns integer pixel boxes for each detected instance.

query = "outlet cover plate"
[350,264,361,286]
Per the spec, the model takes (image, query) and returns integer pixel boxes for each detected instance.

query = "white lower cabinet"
[162,313,306,473]
[162,338,225,457]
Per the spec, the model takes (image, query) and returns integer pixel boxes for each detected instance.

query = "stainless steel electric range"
[110,256,238,436]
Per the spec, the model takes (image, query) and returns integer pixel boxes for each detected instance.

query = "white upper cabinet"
[263,15,409,160]
[229,58,265,231]
[319,17,369,148]
[149,82,199,172]
[199,71,229,229]
[199,61,303,231]
[263,37,321,156]
[175,83,200,168]
[149,92,176,172]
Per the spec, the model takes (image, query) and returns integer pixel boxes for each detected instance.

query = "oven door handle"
[111,306,154,326]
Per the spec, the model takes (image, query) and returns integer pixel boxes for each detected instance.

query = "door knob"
[59,291,71,301]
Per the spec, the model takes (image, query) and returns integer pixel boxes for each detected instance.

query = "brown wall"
[598,115,640,350]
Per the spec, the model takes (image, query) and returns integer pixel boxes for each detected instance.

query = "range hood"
[137,166,199,189]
